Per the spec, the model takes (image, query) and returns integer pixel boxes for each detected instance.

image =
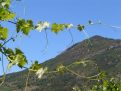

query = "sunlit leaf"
[30,61,41,71]
[51,23,65,33]
[6,48,27,69]
[0,8,15,20]
[0,26,8,40]
[56,64,66,74]
[1,0,11,8]
[16,19,34,35]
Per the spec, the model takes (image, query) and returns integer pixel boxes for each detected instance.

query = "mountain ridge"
[1,35,121,91]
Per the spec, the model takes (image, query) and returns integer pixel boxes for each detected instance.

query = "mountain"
[1,35,121,91]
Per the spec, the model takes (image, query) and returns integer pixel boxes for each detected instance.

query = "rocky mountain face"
[1,35,121,91]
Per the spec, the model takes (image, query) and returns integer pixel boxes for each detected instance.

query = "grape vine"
[0,0,121,91]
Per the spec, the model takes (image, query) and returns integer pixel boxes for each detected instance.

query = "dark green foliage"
[30,61,41,71]
[77,25,85,31]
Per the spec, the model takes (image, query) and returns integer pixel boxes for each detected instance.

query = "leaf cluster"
[2,48,27,69]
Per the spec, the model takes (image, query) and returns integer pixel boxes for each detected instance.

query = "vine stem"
[65,67,100,80]
[24,69,31,91]
[24,60,35,91]
[0,53,6,87]
[1,20,17,25]
[0,36,17,87]
[0,73,6,86]
[2,20,121,31]
[0,37,14,48]
[82,30,93,46]
[0,38,14,86]
[1,54,5,73]
[40,29,49,54]
[8,20,17,24]
[68,29,74,46]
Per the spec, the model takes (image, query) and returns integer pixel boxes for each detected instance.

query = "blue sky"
[1,0,121,75]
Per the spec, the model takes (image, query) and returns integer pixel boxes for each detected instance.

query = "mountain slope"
[1,35,121,91]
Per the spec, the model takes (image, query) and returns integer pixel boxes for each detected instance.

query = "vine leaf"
[30,61,41,71]
[77,25,85,31]
[4,48,27,69]
[3,48,14,55]
[0,8,15,20]
[51,23,65,33]
[56,64,66,74]
[1,0,11,9]
[0,26,8,40]
[16,19,34,35]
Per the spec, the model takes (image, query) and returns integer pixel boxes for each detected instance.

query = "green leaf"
[77,25,85,31]
[56,64,66,74]
[16,54,27,68]
[0,0,11,9]
[51,23,65,33]
[6,48,27,69]
[0,26,8,40]
[15,48,27,68]
[16,19,34,35]
[5,48,14,55]
[30,61,41,71]
[15,48,23,54]
[0,8,15,20]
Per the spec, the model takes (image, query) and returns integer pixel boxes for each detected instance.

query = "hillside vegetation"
[1,35,121,91]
